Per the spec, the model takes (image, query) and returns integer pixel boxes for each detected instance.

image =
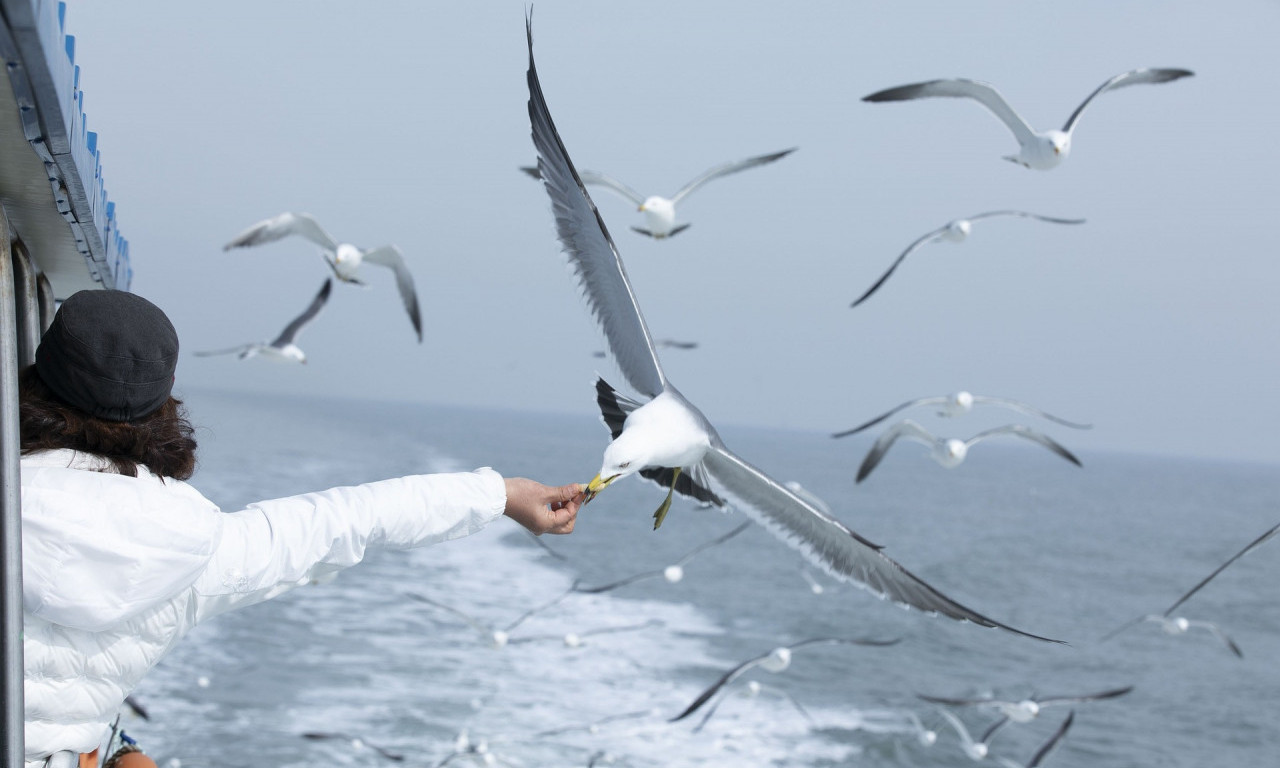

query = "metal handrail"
[10,240,38,367]
[1,206,26,767]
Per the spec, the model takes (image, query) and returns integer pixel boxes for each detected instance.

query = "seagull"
[690,679,815,734]
[848,211,1085,308]
[919,686,1130,746]
[935,709,991,761]
[521,145,796,239]
[994,711,1074,768]
[506,618,663,649]
[527,19,1060,644]
[834,390,1092,438]
[862,67,1194,169]
[532,709,658,739]
[194,278,332,363]
[855,420,1081,483]
[407,585,577,648]
[302,731,404,762]
[1101,520,1280,656]
[223,211,422,341]
[575,522,751,593]
[669,637,901,722]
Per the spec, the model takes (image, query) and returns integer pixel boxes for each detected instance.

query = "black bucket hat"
[35,290,179,422]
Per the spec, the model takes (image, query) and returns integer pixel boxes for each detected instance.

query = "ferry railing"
[1,205,26,767]
[10,240,39,366]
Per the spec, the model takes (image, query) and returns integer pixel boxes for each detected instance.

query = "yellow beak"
[583,473,617,505]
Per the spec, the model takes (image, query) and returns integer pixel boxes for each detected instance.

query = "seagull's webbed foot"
[652,468,682,530]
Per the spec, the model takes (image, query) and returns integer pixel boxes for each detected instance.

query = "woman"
[18,290,583,767]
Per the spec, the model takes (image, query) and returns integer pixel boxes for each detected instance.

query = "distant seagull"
[506,618,662,649]
[669,637,900,722]
[920,686,1131,747]
[302,731,404,762]
[834,390,1091,438]
[121,695,150,722]
[862,68,1194,169]
[848,211,1085,308]
[575,522,751,594]
[593,338,698,358]
[223,211,422,341]
[855,420,1081,483]
[994,712,1074,768]
[527,18,1059,644]
[691,679,815,734]
[194,278,331,363]
[533,709,658,739]
[523,146,796,239]
[407,585,577,648]
[1102,520,1280,656]
[935,709,991,761]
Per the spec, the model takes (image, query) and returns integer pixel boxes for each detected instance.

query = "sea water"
[114,388,1280,768]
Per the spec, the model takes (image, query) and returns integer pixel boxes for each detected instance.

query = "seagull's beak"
[637,204,646,212]
[583,473,618,505]
[1053,145,1061,155]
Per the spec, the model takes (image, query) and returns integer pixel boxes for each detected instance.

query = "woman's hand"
[503,478,584,535]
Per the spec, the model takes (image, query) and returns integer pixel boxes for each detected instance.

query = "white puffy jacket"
[20,449,507,766]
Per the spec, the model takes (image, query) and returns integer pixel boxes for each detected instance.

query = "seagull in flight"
[407,585,577,649]
[1101,520,1280,657]
[994,711,1074,768]
[223,211,422,341]
[849,211,1085,308]
[522,145,796,239]
[862,67,1194,169]
[669,637,901,723]
[690,679,815,734]
[834,390,1091,438]
[194,278,331,363]
[855,420,1081,483]
[919,686,1131,747]
[935,709,991,761]
[574,522,751,594]
[302,731,404,762]
[526,18,1061,644]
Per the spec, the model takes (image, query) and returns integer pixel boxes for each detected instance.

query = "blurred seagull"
[691,679,815,734]
[1101,520,1280,656]
[506,618,663,649]
[522,145,796,239]
[935,709,990,761]
[669,637,900,722]
[575,522,751,593]
[302,731,404,762]
[223,211,422,341]
[994,711,1074,768]
[849,211,1085,308]
[527,19,1060,644]
[407,585,577,649]
[855,420,1081,483]
[919,686,1131,747]
[194,278,331,363]
[862,67,1194,169]
[834,390,1091,438]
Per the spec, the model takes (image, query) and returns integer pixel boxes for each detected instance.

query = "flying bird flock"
[135,8,1280,768]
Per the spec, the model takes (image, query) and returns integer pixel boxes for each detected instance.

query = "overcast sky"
[61,1,1280,464]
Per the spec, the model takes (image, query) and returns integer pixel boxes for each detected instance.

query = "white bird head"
[919,729,938,747]
[761,646,793,673]
[638,196,676,231]
[663,564,685,583]
[937,438,969,467]
[1170,616,1190,633]
[1048,130,1071,158]
[942,219,972,241]
[490,630,510,648]
[563,633,582,648]
[277,343,307,364]
[745,680,763,696]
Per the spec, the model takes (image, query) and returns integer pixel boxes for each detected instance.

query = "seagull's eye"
[618,461,631,469]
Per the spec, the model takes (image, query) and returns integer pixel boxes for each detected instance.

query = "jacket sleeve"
[190,468,507,621]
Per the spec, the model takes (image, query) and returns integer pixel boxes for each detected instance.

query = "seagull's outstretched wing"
[223,211,340,252]
[862,78,1038,148]
[668,148,797,205]
[833,396,948,438]
[193,344,256,358]
[363,245,424,342]
[857,420,939,483]
[703,447,1062,642]
[850,225,947,308]
[965,210,1087,227]
[967,425,1082,467]
[578,169,647,207]
[527,20,665,398]
[969,395,1092,429]
[1186,620,1244,658]
[1163,520,1280,616]
[406,592,492,636]
[302,732,405,762]
[270,279,332,348]
[1026,711,1074,768]
[1061,68,1194,135]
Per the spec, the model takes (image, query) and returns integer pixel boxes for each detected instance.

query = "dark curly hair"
[18,365,198,480]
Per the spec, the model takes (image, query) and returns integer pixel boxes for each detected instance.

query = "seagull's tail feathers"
[594,377,723,507]
[630,226,657,238]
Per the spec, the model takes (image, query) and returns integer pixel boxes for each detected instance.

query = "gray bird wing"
[703,446,1061,642]
[1163,520,1280,616]
[270,278,332,348]
[223,211,340,252]
[668,147,797,205]
[1061,67,1194,135]
[857,420,938,482]
[362,245,423,342]
[965,210,1087,226]
[834,396,948,438]
[970,395,1092,429]
[578,169,647,206]
[850,226,947,309]
[862,78,1038,147]
[966,425,1082,467]
[1027,711,1074,768]
[527,21,665,398]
